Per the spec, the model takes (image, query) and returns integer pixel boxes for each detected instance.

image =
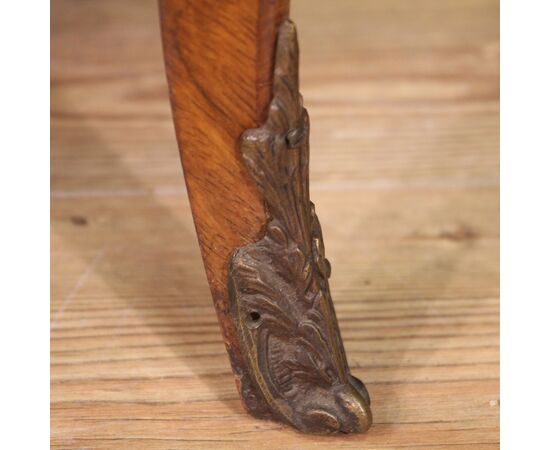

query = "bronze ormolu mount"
[228,20,372,434]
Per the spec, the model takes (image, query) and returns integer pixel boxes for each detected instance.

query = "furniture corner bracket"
[228,19,373,435]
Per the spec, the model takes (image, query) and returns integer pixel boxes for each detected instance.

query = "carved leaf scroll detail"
[228,20,372,434]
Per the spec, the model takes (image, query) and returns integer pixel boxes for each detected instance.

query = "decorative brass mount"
[228,20,372,434]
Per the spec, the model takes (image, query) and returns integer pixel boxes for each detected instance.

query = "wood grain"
[158,0,289,406]
[51,0,499,448]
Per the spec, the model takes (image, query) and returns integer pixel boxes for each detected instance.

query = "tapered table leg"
[159,0,372,434]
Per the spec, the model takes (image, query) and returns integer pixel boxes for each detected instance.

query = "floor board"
[51,0,499,448]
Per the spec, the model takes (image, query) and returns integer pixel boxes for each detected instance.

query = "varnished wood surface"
[158,0,289,390]
[51,0,499,448]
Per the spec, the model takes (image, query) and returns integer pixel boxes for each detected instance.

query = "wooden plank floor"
[51,0,500,448]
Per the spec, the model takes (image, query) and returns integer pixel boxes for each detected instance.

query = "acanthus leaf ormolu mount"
[228,20,372,434]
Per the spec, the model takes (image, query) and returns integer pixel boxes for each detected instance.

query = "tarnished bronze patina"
[228,20,372,435]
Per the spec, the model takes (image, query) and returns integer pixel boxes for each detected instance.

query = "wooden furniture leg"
[159,0,372,434]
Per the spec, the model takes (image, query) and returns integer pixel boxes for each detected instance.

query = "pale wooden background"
[51,0,500,448]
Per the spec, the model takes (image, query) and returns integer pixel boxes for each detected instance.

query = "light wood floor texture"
[51,0,500,448]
